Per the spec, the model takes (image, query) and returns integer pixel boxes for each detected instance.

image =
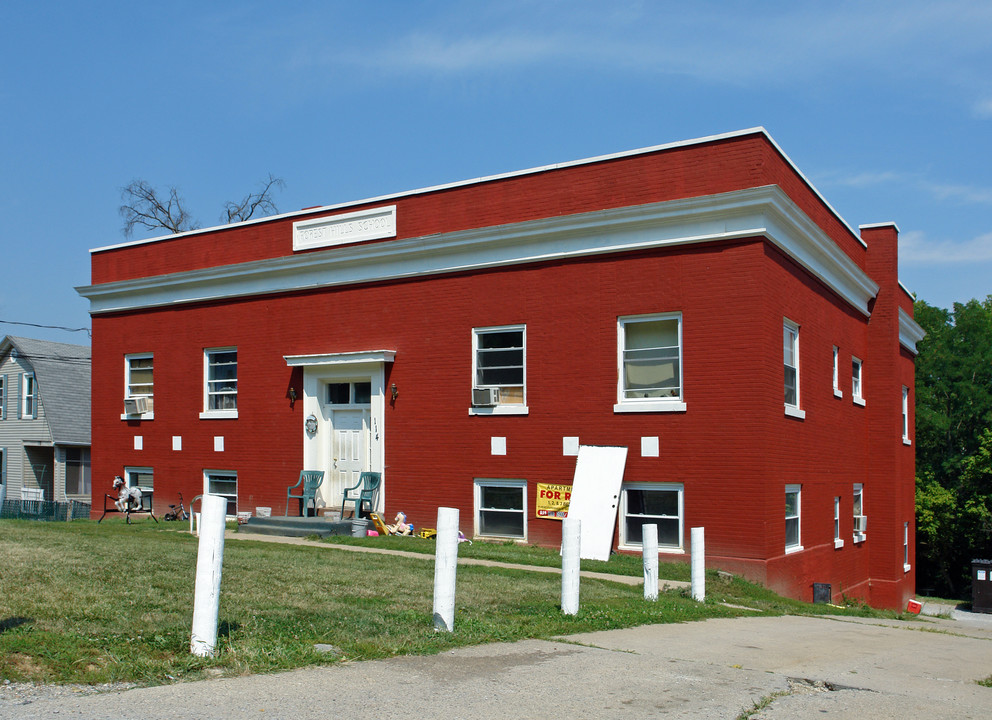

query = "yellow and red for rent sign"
[536,483,572,519]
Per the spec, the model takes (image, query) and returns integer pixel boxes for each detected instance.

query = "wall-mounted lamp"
[391,383,399,402]
[289,387,297,407]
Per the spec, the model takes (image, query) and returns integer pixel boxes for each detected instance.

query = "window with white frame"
[834,496,843,548]
[474,479,526,538]
[21,372,37,419]
[903,521,911,572]
[125,354,154,416]
[785,485,802,552]
[204,348,238,415]
[616,313,684,412]
[853,483,866,541]
[124,467,153,510]
[902,386,910,443]
[784,321,802,417]
[472,326,525,410]
[64,447,91,496]
[852,357,864,405]
[327,381,372,405]
[206,470,238,517]
[0,375,5,420]
[832,346,842,397]
[620,483,683,550]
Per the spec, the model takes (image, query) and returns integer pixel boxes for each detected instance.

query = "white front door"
[326,409,369,511]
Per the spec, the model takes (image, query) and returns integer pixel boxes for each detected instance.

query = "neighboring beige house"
[0,336,91,506]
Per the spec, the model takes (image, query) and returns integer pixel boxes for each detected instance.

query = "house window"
[64,447,91,496]
[903,521,911,572]
[852,357,864,405]
[832,346,842,398]
[902,386,910,444]
[21,373,37,419]
[620,483,683,550]
[204,348,238,416]
[853,483,866,542]
[784,321,803,418]
[125,354,154,416]
[205,470,238,517]
[0,375,5,420]
[474,479,526,539]
[124,467,153,510]
[834,496,843,548]
[785,485,802,552]
[616,313,684,412]
[472,326,526,412]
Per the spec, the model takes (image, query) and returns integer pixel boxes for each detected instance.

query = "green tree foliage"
[914,297,992,596]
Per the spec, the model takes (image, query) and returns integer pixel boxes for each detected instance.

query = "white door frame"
[285,350,394,513]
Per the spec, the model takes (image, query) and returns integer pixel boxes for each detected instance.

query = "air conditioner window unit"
[472,387,501,406]
[124,397,148,415]
[853,515,867,533]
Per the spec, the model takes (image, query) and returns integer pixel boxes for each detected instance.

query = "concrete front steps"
[237,515,368,538]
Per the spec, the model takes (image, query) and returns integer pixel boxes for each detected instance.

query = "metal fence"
[0,499,91,522]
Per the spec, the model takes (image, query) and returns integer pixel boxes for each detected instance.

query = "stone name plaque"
[293,205,396,251]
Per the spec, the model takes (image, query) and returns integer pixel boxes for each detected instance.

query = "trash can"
[351,518,369,537]
[973,559,992,614]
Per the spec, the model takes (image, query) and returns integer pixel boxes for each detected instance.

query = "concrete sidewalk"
[8,611,992,719]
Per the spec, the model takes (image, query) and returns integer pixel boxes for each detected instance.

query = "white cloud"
[973,98,992,118]
[826,170,992,207]
[900,230,992,264]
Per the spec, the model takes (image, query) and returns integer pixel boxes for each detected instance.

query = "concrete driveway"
[6,611,992,719]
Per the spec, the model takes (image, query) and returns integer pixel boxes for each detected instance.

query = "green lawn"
[0,519,896,687]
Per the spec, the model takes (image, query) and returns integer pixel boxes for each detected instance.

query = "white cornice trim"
[284,351,396,367]
[899,308,926,355]
[78,186,879,317]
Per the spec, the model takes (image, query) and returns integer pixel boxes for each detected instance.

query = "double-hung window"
[125,354,154,417]
[0,375,5,420]
[620,483,684,551]
[853,484,866,541]
[616,313,684,412]
[203,348,238,417]
[21,373,37,419]
[783,321,803,418]
[903,522,911,572]
[785,485,802,552]
[124,467,153,510]
[852,357,865,406]
[205,470,237,517]
[834,496,843,548]
[832,346,842,398]
[474,479,526,539]
[902,386,910,444]
[472,326,526,413]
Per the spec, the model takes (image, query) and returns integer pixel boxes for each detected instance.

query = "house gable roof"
[0,336,91,445]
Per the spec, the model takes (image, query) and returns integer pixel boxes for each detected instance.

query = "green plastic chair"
[340,471,381,519]
[285,470,325,517]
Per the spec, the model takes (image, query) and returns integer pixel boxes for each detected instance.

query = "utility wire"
[0,319,91,338]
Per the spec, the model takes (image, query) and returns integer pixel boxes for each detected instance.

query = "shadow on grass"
[0,616,31,633]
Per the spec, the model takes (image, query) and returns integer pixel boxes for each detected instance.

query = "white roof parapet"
[899,307,926,355]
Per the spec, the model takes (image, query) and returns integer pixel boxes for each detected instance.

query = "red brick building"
[78,128,924,608]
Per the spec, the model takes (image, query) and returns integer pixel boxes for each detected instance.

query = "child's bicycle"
[163,492,189,522]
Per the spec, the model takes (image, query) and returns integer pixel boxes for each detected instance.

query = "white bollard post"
[432,507,460,632]
[642,524,659,602]
[561,517,581,615]
[190,494,227,656]
[691,526,705,602]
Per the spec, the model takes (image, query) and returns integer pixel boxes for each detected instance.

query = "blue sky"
[2,1,991,344]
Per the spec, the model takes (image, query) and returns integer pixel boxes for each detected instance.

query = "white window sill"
[614,400,687,413]
[853,533,866,544]
[785,544,804,555]
[469,405,529,416]
[834,538,845,549]
[853,397,866,407]
[199,410,238,420]
[784,405,806,420]
[833,389,843,399]
[121,413,154,421]
[619,543,685,555]
[903,437,912,446]
[903,563,912,573]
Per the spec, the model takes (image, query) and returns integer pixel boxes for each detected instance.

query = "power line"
[0,319,91,338]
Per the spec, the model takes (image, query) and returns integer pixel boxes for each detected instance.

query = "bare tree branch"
[119,180,199,237]
[222,174,285,224]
